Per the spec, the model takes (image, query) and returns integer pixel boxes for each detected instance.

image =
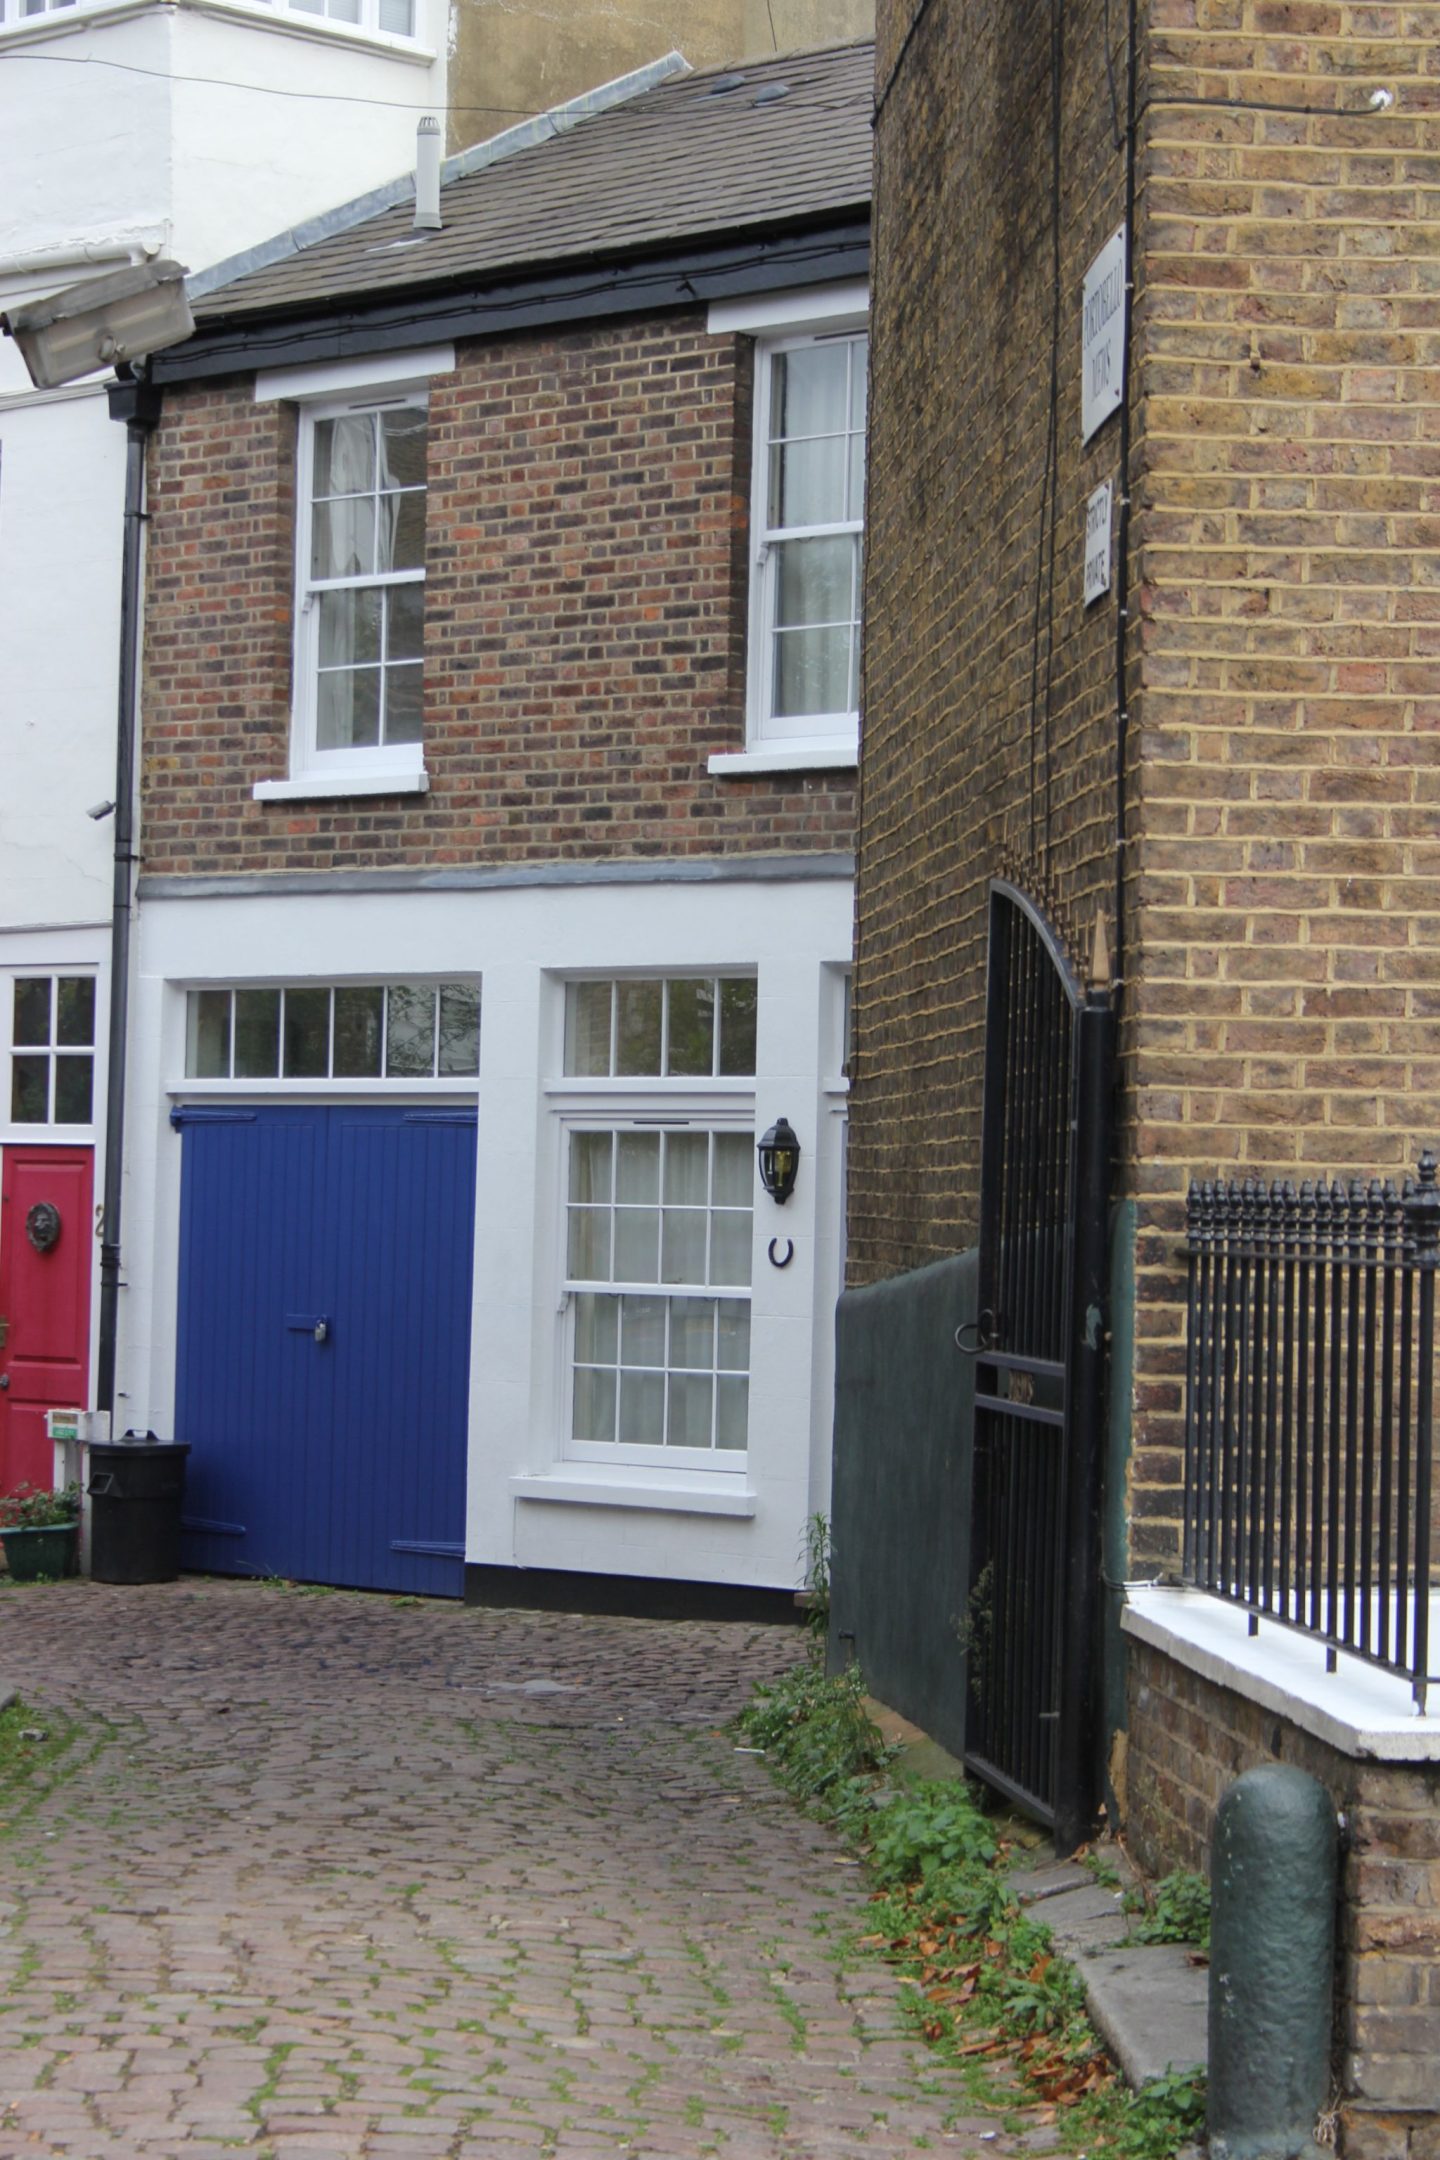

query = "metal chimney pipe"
[414,116,443,231]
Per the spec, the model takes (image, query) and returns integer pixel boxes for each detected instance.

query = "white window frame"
[294,388,426,784]
[2,969,99,1136]
[708,287,868,777]
[0,0,428,42]
[264,383,431,800]
[179,978,480,1087]
[264,0,421,41]
[555,1101,756,1475]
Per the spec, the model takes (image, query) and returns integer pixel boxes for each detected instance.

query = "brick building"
[117,43,871,1608]
[839,0,1440,2146]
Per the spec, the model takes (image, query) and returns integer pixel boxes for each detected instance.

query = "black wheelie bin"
[87,1434,191,1584]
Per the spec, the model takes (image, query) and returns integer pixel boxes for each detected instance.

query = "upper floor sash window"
[292,393,427,783]
[752,330,867,751]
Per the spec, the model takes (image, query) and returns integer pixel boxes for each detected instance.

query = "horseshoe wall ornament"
[25,1201,62,1254]
[767,1236,794,1270]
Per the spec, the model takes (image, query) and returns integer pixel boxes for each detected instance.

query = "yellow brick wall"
[855,0,1134,1280]
[1125,3,1440,1564]
[856,0,1439,1572]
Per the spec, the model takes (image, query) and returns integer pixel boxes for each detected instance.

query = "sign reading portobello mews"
[1081,225,1127,443]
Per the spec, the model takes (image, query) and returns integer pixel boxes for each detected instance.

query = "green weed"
[1080,1846,1122,1891]
[738,1646,892,1836]
[869,1781,997,1887]
[738,1655,1205,2160]
[1126,1871,1210,1952]
[802,1512,831,1635]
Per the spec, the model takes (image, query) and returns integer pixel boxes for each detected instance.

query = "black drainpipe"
[96,368,162,1424]
[1112,0,1139,1010]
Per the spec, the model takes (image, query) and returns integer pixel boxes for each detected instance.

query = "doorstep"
[1009,1850,1209,2089]
[866,1695,1209,2092]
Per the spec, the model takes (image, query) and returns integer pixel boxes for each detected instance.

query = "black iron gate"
[963,880,1114,1850]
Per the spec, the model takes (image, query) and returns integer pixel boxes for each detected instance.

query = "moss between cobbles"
[738,1647,1206,2160]
[0,1699,98,1840]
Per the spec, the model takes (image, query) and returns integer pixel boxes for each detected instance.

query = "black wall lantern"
[757,1116,801,1206]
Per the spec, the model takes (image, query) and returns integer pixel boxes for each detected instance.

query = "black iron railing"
[1184,1155,1440,1709]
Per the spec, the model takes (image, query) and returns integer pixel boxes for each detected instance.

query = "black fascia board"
[149,218,869,386]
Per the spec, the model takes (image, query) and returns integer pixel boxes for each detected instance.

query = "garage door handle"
[285,1314,330,1343]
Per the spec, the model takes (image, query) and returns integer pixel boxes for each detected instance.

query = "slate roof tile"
[198,39,874,324]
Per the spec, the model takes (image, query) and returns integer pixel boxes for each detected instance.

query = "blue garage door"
[173,1104,476,1596]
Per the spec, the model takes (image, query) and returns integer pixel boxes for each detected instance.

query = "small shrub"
[0,1482,80,1531]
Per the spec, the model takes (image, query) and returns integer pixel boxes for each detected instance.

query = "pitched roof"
[196,40,874,327]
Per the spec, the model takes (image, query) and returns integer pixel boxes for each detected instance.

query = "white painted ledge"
[708,744,858,778]
[253,770,429,801]
[0,0,436,59]
[1123,1585,1440,1761]
[511,1471,756,1518]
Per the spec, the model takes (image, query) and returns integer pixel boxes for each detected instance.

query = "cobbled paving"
[0,1580,1065,2159]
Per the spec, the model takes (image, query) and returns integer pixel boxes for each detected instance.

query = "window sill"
[253,770,430,802]
[184,0,436,59]
[709,742,858,777]
[0,0,434,55]
[511,1471,756,1518]
[1122,1585,1440,1761]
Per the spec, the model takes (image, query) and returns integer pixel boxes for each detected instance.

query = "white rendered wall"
[0,12,174,264]
[169,7,445,276]
[0,383,125,931]
[0,4,444,270]
[124,874,852,1589]
[0,0,452,1429]
[0,0,448,944]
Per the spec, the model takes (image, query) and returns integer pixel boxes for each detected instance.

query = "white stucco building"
[0,0,449,1485]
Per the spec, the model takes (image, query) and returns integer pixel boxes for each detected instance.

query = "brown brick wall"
[1128,1637,1440,2156]
[852,0,1136,1282]
[140,314,855,876]
[855,0,1439,1571]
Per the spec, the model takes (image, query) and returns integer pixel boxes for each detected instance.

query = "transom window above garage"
[563,975,756,1079]
[184,982,479,1081]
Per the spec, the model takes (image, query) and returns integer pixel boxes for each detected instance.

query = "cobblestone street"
[0,1581,1060,2159]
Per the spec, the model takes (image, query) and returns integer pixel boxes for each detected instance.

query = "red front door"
[0,1146,93,1494]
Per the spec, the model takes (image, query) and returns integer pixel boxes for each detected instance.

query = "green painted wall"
[831,1217,1135,1801]
[829,1249,977,1760]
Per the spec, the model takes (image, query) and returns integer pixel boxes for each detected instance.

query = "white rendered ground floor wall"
[121,862,853,1592]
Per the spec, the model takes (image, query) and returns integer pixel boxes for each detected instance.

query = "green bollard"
[1208,1763,1338,2160]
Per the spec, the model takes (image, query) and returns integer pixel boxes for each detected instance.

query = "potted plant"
[0,1483,80,1581]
